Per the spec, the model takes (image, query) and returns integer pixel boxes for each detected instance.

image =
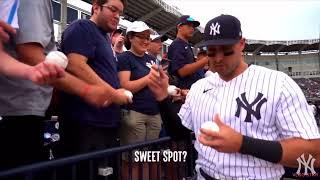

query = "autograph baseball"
[124,90,133,102]
[45,51,68,69]
[167,85,179,96]
[201,121,220,132]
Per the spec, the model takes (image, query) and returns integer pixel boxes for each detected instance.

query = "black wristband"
[239,135,283,163]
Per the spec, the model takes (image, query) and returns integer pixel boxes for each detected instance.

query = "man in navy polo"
[168,15,208,89]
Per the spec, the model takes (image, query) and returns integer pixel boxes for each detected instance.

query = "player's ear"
[239,38,246,51]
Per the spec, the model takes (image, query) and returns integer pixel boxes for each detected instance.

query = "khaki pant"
[120,110,162,146]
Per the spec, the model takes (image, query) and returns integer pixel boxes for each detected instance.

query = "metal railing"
[0,134,196,180]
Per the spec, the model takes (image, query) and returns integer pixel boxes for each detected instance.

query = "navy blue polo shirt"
[168,38,204,89]
[117,51,159,115]
[59,19,120,128]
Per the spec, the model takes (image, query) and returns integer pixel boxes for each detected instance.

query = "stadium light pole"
[59,0,67,41]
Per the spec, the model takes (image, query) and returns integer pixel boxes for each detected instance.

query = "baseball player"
[147,14,320,179]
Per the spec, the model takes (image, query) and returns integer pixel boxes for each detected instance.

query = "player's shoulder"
[189,73,219,92]
[251,65,288,78]
[251,65,295,88]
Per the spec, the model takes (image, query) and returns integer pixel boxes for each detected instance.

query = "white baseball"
[45,51,68,69]
[167,85,178,96]
[201,121,220,132]
[124,90,133,101]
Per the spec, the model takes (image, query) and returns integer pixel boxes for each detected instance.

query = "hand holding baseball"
[28,61,65,85]
[105,88,133,106]
[199,114,243,153]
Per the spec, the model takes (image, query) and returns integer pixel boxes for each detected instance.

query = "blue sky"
[163,0,320,40]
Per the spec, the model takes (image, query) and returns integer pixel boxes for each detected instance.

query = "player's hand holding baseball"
[147,65,169,101]
[199,114,243,153]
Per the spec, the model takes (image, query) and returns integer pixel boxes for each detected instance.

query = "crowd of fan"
[294,78,320,99]
[294,78,320,125]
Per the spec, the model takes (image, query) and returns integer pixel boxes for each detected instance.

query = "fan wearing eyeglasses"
[117,21,162,180]
[167,15,209,89]
[56,0,129,179]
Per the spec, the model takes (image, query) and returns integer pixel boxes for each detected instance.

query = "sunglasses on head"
[207,45,235,57]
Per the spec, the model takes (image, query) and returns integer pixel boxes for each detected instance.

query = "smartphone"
[156,55,162,82]
[121,29,127,36]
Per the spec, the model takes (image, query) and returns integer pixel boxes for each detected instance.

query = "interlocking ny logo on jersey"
[295,154,318,177]
[210,22,220,36]
[235,92,267,122]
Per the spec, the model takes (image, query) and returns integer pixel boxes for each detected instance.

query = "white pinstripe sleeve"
[178,86,196,131]
[276,74,320,139]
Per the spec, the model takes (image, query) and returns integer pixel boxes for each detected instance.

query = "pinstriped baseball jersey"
[179,65,320,180]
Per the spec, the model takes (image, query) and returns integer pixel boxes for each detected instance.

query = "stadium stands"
[295,78,320,99]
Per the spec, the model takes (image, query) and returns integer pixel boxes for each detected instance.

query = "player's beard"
[215,59,242,80]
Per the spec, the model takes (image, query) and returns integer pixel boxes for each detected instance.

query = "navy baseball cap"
[202,14,242,46]
[177,15,200,27]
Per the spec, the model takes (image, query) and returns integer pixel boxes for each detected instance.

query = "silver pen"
[156,55,162,82]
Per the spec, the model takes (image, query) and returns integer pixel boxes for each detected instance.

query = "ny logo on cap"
[210,22,220,36]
